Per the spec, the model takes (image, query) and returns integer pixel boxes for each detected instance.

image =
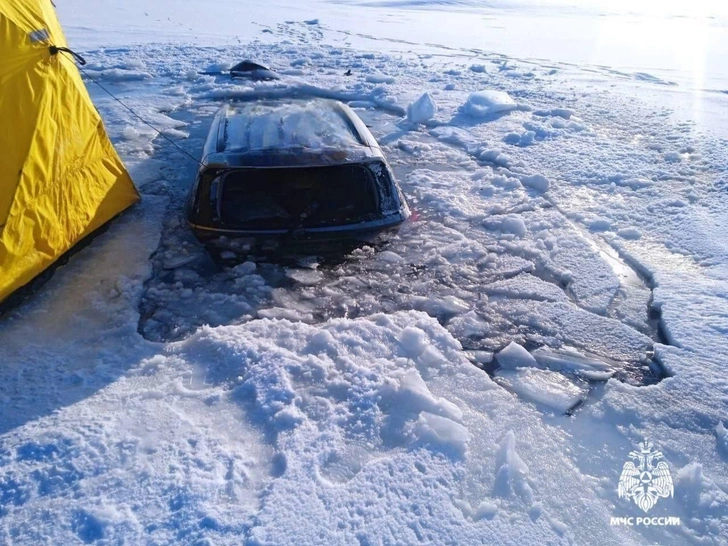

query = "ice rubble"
[494,343,589,412]
[406,91,437,124]
[520,173,550,192]
[461,90,519,117]
[504,130,536,146]
[496,341,538,369]
[365,73,395,84]
[532,347,615,381]
[497,368,586,413]
[83,67,152,82]
[493,431,533,502]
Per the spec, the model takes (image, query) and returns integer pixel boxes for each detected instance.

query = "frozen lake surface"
[58,0,728,136]
[1,2,728,545]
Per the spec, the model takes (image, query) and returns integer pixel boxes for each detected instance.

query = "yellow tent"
[0,0,139,304]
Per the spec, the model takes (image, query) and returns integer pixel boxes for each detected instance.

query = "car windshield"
[218,164,380,230]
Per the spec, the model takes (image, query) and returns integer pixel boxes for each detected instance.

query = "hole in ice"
[134,100,673,392]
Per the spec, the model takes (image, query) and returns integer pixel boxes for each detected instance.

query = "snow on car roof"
[222,99,367,153]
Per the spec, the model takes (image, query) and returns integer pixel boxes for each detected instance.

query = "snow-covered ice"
[461,90,519,118]
[2,0,728,544]
[520,173,550,193]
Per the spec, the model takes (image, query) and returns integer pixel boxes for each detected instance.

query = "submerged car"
[186,98,410,254]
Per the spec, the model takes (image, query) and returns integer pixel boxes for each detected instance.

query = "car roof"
[200,99,385,169]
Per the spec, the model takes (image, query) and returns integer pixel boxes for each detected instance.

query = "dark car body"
[186,99,410,254]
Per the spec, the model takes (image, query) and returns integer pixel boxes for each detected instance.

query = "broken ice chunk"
[413,411,470,457]
[520,173,550,192]
[379,250,406,264]
[461,90,518,117]
[407,92,437,124]
[531,346,615,380]
[495,341,538,369]
[285,268,324,285]
[398,326,429,356]
[497,367,586,413]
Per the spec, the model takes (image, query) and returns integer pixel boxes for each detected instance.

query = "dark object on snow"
[344,69,352,76]
[186,99,410,255]
[230,60,280,81]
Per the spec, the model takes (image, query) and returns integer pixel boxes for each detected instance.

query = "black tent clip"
[49,45,87,66]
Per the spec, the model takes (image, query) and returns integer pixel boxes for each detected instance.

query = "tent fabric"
[0,0,139,304]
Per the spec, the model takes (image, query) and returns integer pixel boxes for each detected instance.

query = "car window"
[219,165,381,230]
